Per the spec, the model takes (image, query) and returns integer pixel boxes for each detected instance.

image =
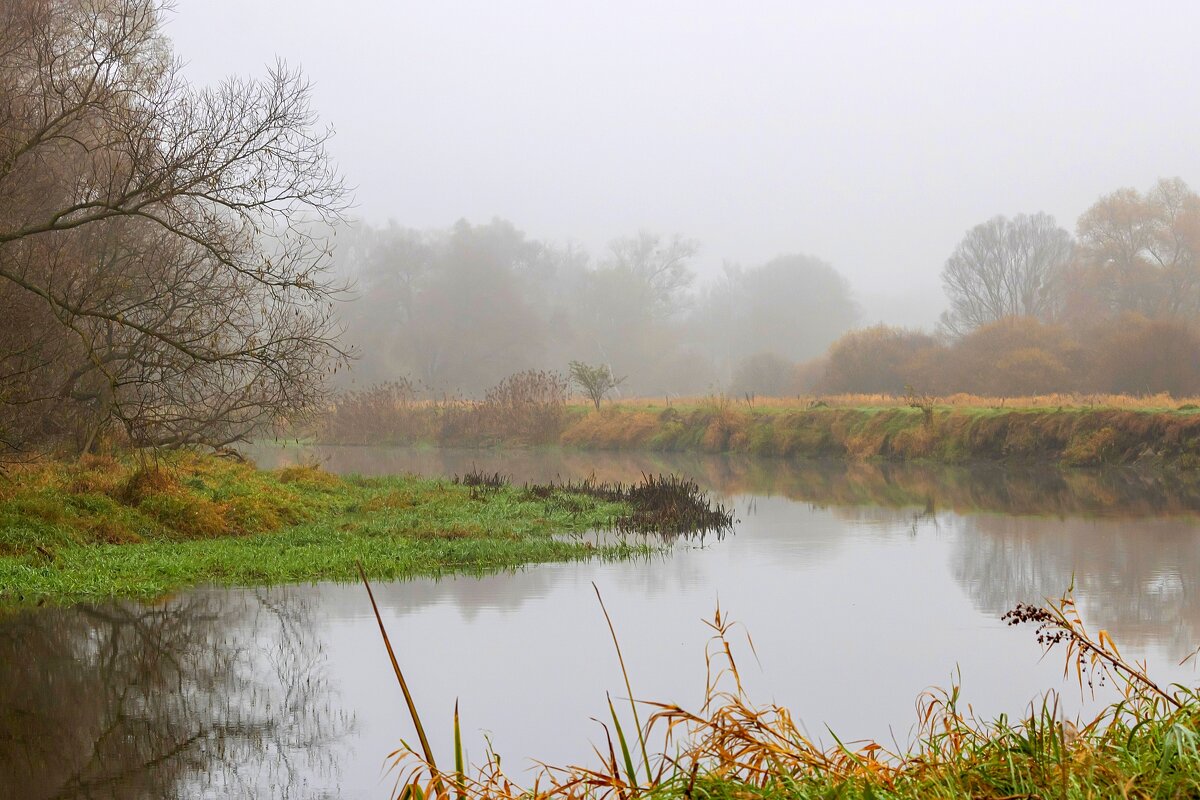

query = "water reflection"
[953,516,1200,656]
[0,589,353,800]
[251,445,1200,655]
[251,444,1200,518]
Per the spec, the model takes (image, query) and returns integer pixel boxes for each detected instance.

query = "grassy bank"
[319,398,1200,467]
[559,404,1200,466]
[0,453,723,605]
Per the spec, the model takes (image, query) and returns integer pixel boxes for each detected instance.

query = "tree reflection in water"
[254,443,1200,663]
[0,589,353,800]
[951,516,1200,661]
[251,444,1200,519]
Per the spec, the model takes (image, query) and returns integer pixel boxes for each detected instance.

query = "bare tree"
[0,0,348,452]
[603,231,698,320]
[940,213,1074,336]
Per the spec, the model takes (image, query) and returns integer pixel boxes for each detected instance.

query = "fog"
[151,2,1200,396]
[165,2,1200,328]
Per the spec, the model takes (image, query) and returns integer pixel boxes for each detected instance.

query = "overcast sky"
[168,1,1200,327]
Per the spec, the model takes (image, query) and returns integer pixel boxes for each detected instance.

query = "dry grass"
[607,391,1200,412]
[0,451,348,552]
[317,389,1200,468]
[371,585,1200,800]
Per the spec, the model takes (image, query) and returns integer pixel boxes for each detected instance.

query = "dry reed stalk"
[371,583,1197,799]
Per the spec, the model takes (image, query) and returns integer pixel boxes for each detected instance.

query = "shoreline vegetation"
[0,453,730,606]
[317,388,1200,468]
[372,584,1200,800]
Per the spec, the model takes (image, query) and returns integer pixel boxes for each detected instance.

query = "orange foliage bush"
[822,325,942,394]
[945,317,1081,396]
[1082,313,1200,397]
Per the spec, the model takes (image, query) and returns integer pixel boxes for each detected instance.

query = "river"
[3,446,1199,798]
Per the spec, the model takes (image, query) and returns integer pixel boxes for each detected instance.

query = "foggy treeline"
[337,176,1200,401]
[333,220,856,397]
[827,178,1200,398]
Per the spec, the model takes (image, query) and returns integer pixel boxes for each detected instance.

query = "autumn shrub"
[943,317,1083,395]
[822,325,943,394]
[790,357,826,393]
[1083,313,1200,396]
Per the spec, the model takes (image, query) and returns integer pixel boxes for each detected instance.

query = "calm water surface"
[4,446,1200,799]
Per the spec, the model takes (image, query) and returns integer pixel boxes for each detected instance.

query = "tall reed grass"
[362,576,1200,800]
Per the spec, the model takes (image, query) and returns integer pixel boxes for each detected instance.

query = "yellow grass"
[601,391,1200,411]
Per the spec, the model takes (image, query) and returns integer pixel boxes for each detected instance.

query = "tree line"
[334,220,859,397]
[815,178,1200,397]
[343,176,1200,403]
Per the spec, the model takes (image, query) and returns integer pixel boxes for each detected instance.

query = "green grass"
[0,452,653,604]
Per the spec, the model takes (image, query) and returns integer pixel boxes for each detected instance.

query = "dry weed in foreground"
[362,574,1200,800]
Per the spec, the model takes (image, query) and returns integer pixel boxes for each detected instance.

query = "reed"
[369,584,1200,800]
[455,467,735,538]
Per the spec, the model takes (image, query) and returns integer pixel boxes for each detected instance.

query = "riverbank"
[0,453,724,604]
[319,400,1200,468]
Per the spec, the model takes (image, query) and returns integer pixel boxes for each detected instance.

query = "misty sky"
[168,1,1200,328]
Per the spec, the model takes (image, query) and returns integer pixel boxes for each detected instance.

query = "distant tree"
[692,254,858,374]
[940,213,1074,336]
[568,361,626,410]
[603,231,699,320]
[1072,178,1200,319]
[343,219,557,395]
[729,352,796,397]
[572,231,699,393]
[335,223,435,386]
